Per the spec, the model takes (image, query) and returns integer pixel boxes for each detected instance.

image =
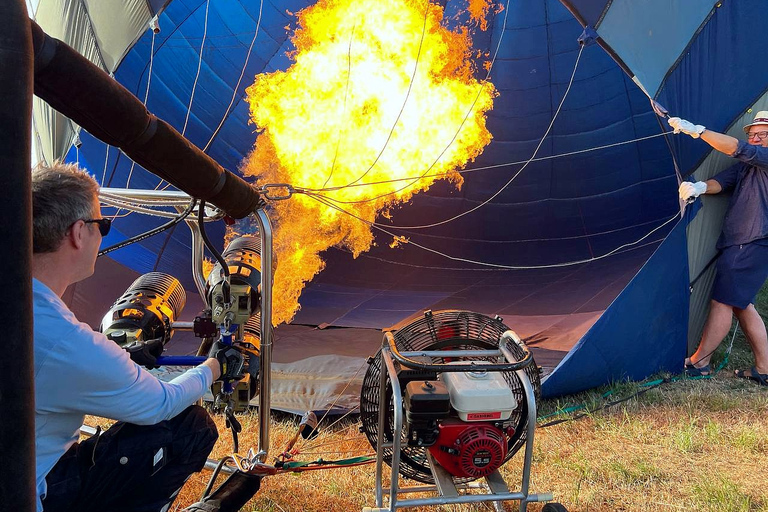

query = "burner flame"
[242,0,497,324]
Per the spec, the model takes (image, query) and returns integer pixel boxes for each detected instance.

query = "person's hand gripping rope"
[668,116,708,203]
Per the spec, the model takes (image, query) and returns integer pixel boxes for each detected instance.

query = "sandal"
[683,361,711,377]
[734,367,768,386]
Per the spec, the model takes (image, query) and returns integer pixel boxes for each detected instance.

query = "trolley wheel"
[542,503,568,512]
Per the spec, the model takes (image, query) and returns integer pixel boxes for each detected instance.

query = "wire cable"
[154,0,211,192]
[295,362,367,454]
[98,199,197,257]
[304,190,679,270]
[304,131,671,193]
[317,43,585,237]
[323,22,357,189]
[124,27,158,192]
[98,199,184,219]
[182,0,210,137]
[101,144,110,186]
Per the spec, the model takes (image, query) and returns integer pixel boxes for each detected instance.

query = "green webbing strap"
[535,329,749,430]
[536,378,674,428]
[536,389,614,422]
[712,321,739,375]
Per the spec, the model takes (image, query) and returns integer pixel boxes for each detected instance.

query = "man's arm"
[668,117,739,156]
[700,130,739,157]
[51,324,217,425]
[701,178,723,194]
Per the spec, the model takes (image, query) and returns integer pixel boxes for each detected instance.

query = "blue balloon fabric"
[65,0,764,399]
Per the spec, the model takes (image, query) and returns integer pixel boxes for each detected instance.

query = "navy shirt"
[711,141,768,249]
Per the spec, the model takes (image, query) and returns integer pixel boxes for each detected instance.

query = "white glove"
[668,117,706,138]
[679,181,707,201]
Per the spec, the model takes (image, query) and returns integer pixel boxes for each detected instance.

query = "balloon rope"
[302,131,670,194]
[203,0,265,153]
[304,189,679,270]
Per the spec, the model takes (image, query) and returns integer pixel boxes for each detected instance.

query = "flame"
[242,0,497,325]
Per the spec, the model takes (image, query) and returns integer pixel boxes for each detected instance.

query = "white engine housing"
[441,366,518,422]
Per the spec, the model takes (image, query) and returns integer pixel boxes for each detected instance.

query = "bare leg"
[733,304,768,374]
[689,300,734,368]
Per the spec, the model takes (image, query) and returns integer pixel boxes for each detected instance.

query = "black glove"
[208,341,245,381]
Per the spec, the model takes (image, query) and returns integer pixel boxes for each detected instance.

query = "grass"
[92,284,768,511]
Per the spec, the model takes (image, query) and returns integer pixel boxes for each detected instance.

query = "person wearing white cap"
[668,111,768,386]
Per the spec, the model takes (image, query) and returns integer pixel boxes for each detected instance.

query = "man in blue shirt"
[32,162,241,511]
[670,111,768,386]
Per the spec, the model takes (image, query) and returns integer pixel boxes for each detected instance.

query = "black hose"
[201,456,234,499]
[98,199,197,257]
[198,200,230,278]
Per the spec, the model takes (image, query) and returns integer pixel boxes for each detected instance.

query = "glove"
[668,117,706,138]
[208,341,246,381]
[679,181,707,201]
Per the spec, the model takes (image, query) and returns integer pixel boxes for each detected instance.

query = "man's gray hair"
[32,161,100,253]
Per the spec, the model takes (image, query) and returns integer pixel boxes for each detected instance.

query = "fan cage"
[360,310,541,484]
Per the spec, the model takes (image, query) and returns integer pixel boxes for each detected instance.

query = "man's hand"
[668,117,706,138]
[679,181,708,201]
[207,341,245,381]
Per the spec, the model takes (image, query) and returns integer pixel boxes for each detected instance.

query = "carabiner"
[260,183,295,201]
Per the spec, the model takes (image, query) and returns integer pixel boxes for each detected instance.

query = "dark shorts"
[712,242,768,309]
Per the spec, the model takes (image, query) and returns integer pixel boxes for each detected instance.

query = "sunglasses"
[83,218,112,236]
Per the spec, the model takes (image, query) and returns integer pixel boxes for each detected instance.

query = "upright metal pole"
[0,1,36,510]
[254,209,273,460]
[184,214,209,307]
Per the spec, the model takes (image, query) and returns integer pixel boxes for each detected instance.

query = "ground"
[87,283,768,512]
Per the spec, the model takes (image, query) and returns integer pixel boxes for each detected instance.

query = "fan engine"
[360,310,540,483]
[429,419,508,478]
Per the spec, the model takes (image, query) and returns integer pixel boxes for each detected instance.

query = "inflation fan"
[359,310,567,512]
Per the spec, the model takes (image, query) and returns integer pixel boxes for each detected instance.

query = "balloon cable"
[304,189,679,270]
[98,199,197,257]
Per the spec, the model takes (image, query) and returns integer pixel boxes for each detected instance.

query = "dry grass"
[88,287,768,511]
[158,372,768,512]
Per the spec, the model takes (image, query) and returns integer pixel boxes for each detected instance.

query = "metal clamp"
[260,183,295,201]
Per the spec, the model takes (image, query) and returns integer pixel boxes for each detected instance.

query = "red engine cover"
[428,419,508,478]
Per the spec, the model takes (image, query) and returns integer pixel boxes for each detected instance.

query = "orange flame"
[242,0,497,325]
